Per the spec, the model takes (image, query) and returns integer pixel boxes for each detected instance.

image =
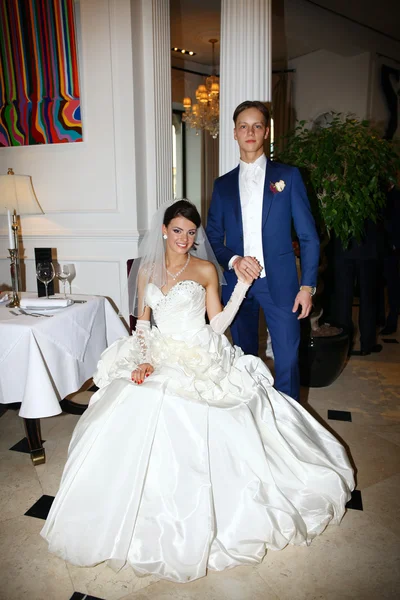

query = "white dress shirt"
[229,153,267,278]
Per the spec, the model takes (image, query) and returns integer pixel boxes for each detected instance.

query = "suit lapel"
[262,160,276,228]
[229,166,243,237]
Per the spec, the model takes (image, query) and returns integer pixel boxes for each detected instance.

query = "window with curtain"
[172,110,186,198]
[271,72,295,157]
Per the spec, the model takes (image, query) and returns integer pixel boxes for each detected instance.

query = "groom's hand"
[232,256,262,281]
[292,290,313,319]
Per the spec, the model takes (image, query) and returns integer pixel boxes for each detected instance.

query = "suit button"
[240,235,243,240]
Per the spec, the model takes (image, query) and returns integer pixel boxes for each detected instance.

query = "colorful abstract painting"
[0,0,82,146]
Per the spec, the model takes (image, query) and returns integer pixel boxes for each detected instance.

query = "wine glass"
[66,263,76,295]
[36,262,55,299]
[55,264,70,298]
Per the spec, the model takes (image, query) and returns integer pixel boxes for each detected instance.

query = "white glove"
[210,280,250,335]
[136,319,152,363]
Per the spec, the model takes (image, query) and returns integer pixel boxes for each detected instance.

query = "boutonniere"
[270,180,286,193]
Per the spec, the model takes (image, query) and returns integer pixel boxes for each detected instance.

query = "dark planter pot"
[299,325,350,388]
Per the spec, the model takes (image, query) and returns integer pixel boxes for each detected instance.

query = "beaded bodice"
[145,280,206,336]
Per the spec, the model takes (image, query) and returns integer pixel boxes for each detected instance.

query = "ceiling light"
[171,47,196,56]
[182,39,219,139]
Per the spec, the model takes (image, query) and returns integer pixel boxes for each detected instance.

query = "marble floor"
[0,326,399,600]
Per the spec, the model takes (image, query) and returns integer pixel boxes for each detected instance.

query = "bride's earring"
[163,234,168,240]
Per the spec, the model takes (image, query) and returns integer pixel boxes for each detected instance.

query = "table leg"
[23,418,46,465]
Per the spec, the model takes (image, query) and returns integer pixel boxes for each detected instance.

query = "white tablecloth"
[0,294,128,418]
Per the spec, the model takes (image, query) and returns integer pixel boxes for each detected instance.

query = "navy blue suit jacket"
[206,160,320,307]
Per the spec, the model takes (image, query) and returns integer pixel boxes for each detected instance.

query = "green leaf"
[277,111,400,242]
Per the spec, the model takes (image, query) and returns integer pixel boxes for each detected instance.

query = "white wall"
[0,0,139,317]
[284,0,400,64]
[284,0,400,130]
[289,49,371,123]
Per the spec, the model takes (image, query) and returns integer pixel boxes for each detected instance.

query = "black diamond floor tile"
[24,495,55,520]
[70,593,106,600]
[382,338,399,344]
[328,409,352,422]
[346,489,363,511]
[88,384,99,392]
[10,437,45,454]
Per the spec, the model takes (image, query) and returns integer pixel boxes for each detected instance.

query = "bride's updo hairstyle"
[163,199,201,229]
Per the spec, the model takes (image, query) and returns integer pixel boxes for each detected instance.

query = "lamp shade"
[0,171,44,215]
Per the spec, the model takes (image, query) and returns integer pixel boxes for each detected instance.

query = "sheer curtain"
[272,71,295,156]
[201,132,219,224]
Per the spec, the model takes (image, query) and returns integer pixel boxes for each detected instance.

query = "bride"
[41,200,354,583]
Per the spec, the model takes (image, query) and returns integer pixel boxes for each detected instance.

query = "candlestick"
[12,213,22,291]
[6,212,20,307]
[6,248,20,308]
[7,209,15,249]
[12,212,18,250]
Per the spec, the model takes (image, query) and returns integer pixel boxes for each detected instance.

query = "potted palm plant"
[276,113,400,386]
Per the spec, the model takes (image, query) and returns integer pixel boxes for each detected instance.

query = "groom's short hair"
[233,101,270,126]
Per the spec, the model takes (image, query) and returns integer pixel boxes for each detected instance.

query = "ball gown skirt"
[41,281,355,583]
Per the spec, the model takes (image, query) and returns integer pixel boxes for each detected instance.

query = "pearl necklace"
[166,253,190,281]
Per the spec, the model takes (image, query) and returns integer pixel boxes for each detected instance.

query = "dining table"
[0,292,128,465]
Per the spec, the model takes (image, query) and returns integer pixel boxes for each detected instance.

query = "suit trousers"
[333,258,377,351]
[224,277,301,401]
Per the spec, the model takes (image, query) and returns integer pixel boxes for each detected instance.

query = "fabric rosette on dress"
[95,322,274,409]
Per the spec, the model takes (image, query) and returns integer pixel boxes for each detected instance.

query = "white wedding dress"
[41,280,355,583]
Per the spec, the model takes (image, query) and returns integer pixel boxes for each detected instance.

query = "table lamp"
[0,168,44,307]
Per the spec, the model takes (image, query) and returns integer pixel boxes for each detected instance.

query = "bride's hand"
[131,363,154,384]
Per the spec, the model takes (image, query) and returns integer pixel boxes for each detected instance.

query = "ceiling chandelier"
[182,39,219,139]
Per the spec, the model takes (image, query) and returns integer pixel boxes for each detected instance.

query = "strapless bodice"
[145,280,206,335]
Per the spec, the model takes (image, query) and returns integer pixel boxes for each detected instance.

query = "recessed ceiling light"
[171,47,196,56]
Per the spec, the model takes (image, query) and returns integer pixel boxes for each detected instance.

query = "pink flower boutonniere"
[270,180,286,194]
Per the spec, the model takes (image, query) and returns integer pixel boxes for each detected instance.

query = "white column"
[131,0,173,228]
[219,0,272,175]
[152,0,173,209]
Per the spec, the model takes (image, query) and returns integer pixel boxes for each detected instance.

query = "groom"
[206,100,320,401]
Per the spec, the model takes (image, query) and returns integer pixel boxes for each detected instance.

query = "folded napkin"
[0,293,9,304]
[20,298,73,309]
